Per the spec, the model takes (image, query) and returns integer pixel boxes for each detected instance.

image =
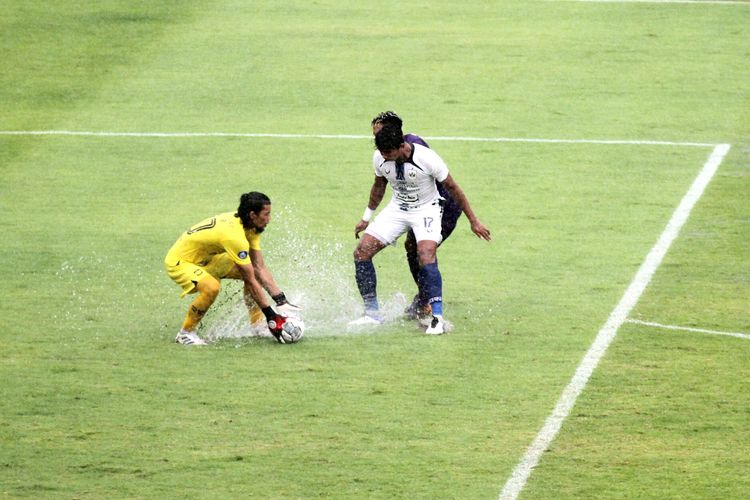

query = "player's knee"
[353,247,367,261]
[418,255,436,266]
[354,239,378,262]
[199,278,221,301]
[417,246,437,266]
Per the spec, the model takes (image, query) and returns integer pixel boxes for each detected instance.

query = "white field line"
[565,0,750,5]
[0,129,717,148]
[499,143,732,500]
[626,319,750,340]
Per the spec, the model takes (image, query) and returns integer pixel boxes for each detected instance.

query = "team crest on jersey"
[238,251,248,259]
[384,167,391,175]
[408,169,417,180]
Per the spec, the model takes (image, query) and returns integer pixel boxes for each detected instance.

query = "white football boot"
[175,330,207,345]
[425,315,445,335]
[348,311,385,327]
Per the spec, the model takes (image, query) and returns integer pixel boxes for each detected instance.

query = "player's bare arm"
[441,174,491,241]
[237,261,272,309]
[368,175,387,210]
[249,248,282,297]
[355,176,388,239]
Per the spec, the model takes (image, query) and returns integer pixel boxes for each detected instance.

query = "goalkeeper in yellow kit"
[164,191,300,345]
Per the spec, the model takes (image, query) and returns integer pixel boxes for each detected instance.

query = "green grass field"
[2,1,749,498]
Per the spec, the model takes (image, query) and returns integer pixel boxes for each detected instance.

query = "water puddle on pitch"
[202,205,413,341]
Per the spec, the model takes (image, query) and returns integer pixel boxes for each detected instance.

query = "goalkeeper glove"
[263,306,288,343]
[272,292,302,315]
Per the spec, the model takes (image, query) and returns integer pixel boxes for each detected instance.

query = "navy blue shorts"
[405,182,462,245]
[437,182,461,241]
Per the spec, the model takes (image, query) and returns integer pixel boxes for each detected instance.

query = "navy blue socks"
[419,262,443,316]
[355,260,379,311]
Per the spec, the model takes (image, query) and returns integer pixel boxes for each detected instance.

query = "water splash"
[202,204,411,340]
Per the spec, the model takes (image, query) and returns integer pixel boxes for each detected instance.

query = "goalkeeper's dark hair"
[371,110,403,128]
[374,122,405,152]
[236,191,271,228]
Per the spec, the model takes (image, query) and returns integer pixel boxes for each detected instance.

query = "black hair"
[236,191,271,228]
[374,122,405,153]
[371,110,403,128]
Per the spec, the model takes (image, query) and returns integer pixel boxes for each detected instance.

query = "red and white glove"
[267,314,288,343]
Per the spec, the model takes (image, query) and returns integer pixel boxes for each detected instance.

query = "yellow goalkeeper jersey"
[165,212,261,267]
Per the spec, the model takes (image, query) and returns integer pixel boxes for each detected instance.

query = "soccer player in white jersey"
[351,122,491,334]
[371,111,464,324]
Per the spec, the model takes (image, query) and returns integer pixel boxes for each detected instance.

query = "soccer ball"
[280,317,305,343]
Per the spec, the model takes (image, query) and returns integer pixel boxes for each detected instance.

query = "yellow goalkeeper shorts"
[165,253,236,297]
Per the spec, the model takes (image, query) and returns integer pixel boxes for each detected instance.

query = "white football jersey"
[372,143,449,211]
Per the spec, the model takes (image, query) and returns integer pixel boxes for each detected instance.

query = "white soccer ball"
[280,317,305,343]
